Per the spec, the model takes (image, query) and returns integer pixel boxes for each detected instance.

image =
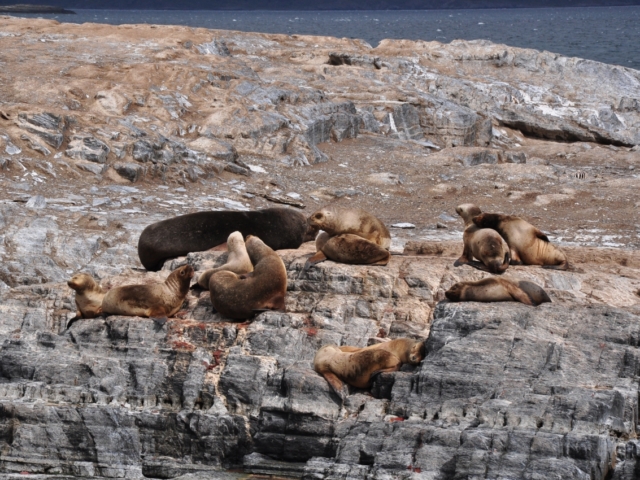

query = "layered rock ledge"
[0,15,639,480]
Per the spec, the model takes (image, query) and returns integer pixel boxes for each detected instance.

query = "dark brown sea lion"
[67,273,105,319]
[454,203,510,274]
[138,208,318,271]
[472,213,568,270]
[101,265,194,317]
[208,235,287,320]
[445,277,551,306]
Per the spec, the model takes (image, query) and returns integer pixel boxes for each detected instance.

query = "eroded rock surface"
[0,15,639,480]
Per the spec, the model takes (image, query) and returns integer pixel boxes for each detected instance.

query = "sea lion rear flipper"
[534,229,550,242]
[541,262,569,271]
[322,372,348,402]
[151,317,168,328]
[372,257,390,266]
[517,281,552,306]
[503,282,535,306]
[299,251,327,278]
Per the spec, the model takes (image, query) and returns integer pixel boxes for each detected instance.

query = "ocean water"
[9,6,640,70]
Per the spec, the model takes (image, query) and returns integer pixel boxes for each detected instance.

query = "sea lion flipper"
[534,228,550,242]
[151,317,168,328]
[505,285,535,306]
[299,251,327,278]
[64,315,81,331]
[517,281,552,306]
[541,263,569,271]
[339,346,362,353]
[322,372,348,401]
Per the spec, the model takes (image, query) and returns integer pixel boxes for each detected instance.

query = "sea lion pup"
[196,231,253,289]
[338,338,426,365]
[138,208,318,271]
[307,206,391,248]
[101,265,194,318]
[208,235,287,320]
[314,340,423,401]
[445,277,551,306]
[454,203,510,274]
[472,213,569,270]
[67,273,105,319]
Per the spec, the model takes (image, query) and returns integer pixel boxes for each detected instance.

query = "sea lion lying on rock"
[196,231,253,289]
[208,235,287,320]
[314,338,425,400]
[102,265,194,318]
[445,277,551,306]
[138,208,317,271]
[454,203,510,274]
[302,206,391,274]
[67,273,105,319]
[472,212,568,270]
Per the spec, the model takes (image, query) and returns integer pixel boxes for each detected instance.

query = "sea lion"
[314,345,400,400]
[302,207,391,273]
[196,231,253,289]
[101,265,194,317]
[454,203,510,274]
[138,208,318,271]
[338,338,425,365]
[445,277,551,306]
[67,273,105,319]
[307,206,391,248]
[472,213,568,270]
[208,235,287,320]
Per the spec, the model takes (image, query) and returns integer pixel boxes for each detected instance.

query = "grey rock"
[66,135,110,164]
[20,134,51,156]
[25,195,46,209]
[455,148,501,166]
[328,52,382,69]
[4,142,21,155]
[196,38,230,56]
[387,103,423,141]
[502,150,528,163]
[17,112,64,148]
[113,162,145,182]
[76,162,106,175]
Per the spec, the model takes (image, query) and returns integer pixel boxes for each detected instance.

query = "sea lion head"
[245,235,275,264]
[445,282,464,302]
[67,273,98,292]
[408,341,426,364]
[455,203,482,224]
[227,231,246,250]
[307,207,335,232]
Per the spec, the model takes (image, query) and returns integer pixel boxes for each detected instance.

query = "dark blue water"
[10,7,640,70]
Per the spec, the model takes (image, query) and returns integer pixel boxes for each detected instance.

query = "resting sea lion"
[302,207,391,273]
[208,235,287,319]
[67,273,105,319]
[138,208,318,271]
[445,277,551,306]
[101,265,194,317]
[472,213,568,270]
[196,231,253,289]
[307,206,391,248]
[338,338,425,364]
[454,203,510,274]
[314,339,424,400]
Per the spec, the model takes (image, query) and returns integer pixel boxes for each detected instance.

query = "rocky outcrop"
[0,16,639,480]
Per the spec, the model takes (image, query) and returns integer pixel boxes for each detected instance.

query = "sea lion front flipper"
[299,251,327,278]
[322,372,348,402]
[541,262,569,271]
[64,315,81,331]
[151,317,168,328]
[509,249,523,265]
[534,228,550,242]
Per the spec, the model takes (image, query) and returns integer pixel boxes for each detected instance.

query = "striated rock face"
[0,16,639,480]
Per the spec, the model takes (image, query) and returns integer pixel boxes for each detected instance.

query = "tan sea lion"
[454,203,510,274]
[314,345,401,400]
[208,235,287,320]
[302,207,391,274]
[196,231,253,289]
[445,277,551,306]
[67,273,105,319]
[472,213,568,270]
[338,338,425,365]
[138,208,318,271]
[307,206,391,248]
[101,265,194,318]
